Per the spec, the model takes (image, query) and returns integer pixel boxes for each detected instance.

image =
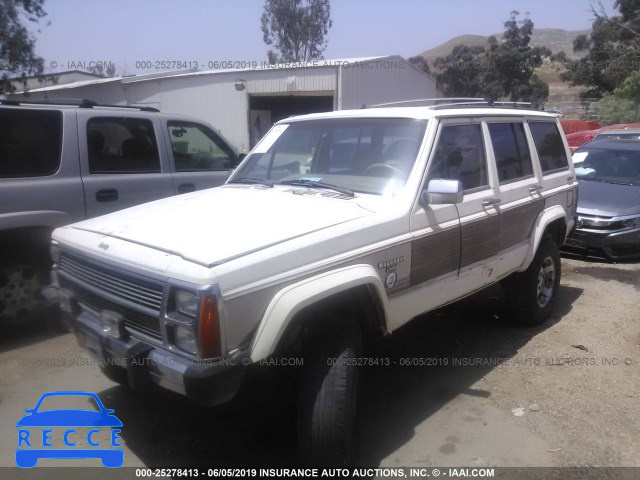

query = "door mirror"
[420,179,463,206]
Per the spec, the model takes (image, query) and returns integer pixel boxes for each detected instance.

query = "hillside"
[417,28,591,113]
[418,28,589,65]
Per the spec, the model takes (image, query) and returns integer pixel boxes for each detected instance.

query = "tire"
[298,317,362,467]
[0,263,47,324]
[506,238,561,326]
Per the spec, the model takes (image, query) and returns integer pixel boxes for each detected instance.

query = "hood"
[72,185,372,267]
[577,180,640,217]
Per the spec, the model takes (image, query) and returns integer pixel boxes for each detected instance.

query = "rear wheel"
[298,316,361,466]
[506,238,561,326]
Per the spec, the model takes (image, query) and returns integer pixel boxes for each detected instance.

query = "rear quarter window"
[0,109,62,178]
[529,121,569,173]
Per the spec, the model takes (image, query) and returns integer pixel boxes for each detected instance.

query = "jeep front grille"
[58,252,164,340]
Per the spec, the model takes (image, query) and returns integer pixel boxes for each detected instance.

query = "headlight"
[173,324,197,356]
[175,290,198,317]
[620,216,640,229]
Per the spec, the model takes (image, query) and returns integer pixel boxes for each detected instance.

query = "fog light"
[173,325,197,355]
[58,288,77,314]
[100,310,126,339]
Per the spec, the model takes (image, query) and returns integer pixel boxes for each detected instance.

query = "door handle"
[529,184,543,194]
[95,189,118,202]
[177,183,196,194]
[482,198,502,207]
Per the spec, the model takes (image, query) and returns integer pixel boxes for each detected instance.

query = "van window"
[488,123,534,183]
[168,121,237,171]
[0,109,62,177]
[529,121,569,173]
[87,118,160,173]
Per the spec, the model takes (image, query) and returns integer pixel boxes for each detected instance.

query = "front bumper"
[62,306,249,407]
[563,226,640,260]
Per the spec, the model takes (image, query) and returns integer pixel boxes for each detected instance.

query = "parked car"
[51,101,577,465]
[0,99,239,324]
[564,139,640,259]
[594,128,640,141]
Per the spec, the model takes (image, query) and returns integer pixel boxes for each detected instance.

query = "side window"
[87,117,160,174]
[488,123,533,183]
[0,109,62,178]
[168,121,238,171]
[528,121,569,173]
[428,124,488,191]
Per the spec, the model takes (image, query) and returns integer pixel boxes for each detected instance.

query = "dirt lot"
[0,256,638,476]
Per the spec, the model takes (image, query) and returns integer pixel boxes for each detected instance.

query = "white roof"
[280,105,559,122]
[18,55,411,93]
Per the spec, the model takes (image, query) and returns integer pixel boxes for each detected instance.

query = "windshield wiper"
[229,177,274,187]
[279,179,355,197]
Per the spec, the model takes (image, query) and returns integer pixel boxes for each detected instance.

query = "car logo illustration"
[15,391,123,468]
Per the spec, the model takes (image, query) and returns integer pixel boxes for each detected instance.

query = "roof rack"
[0,98,160,112]
[366,97,550,112]
[367,97,485,108]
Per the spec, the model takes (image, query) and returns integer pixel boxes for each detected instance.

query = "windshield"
[231,118,427,195]
[573,147,640,186]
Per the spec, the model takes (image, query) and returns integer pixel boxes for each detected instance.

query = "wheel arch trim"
[520,206,567,271]
[249,264,389,362]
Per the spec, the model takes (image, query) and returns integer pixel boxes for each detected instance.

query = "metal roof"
[16,55,417,93]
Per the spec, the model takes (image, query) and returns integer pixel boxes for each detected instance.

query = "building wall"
[340,57,436,109]
[121,72,250,151]
[13,58,436,153]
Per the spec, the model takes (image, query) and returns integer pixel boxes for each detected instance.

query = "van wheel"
[0,264,45,324]
[506,238,561,325]
[298,317,361,466]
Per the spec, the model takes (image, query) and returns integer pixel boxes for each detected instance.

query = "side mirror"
[420,179,463,206]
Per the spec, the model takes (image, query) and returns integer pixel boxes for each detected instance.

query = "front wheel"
[0,264,46,324]
[298,317,361,466]
[506,238,561,326]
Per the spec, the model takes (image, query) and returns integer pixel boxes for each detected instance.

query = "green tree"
[0,0,48,95]
[591,70,640,123]
[261,0,332,63]
[408,55,431,75]
[433,44,486,97]
[433,12,550,101]
[560,0,640,99]
[486,12,551,101]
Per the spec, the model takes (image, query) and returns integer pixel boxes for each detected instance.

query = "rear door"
[77,110,174,218]
[162,119,239,194]
[486,120,545,262]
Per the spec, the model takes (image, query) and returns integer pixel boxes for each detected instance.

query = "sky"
[28,0,618,76]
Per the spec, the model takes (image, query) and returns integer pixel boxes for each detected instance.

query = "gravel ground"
[0,257,638,478]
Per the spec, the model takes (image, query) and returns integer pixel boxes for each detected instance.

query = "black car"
[565,139,640,260]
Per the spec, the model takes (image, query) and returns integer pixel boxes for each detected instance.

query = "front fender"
[250,264,389,362]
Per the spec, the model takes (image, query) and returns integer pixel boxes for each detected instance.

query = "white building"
[11,56,436,153]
